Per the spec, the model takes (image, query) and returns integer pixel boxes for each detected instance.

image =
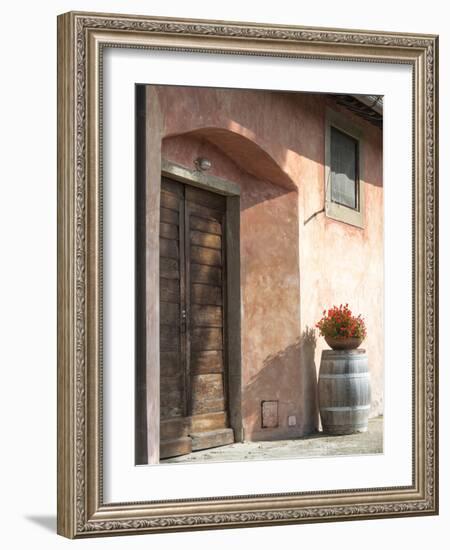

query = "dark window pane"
[330,126,358,209]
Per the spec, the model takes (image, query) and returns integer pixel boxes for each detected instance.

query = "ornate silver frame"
[57,11,439,538]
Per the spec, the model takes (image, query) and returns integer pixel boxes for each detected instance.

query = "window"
[330,127,359,209]
[325,109,364,228]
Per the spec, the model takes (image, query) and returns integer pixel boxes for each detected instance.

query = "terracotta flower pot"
[324,335,363,350]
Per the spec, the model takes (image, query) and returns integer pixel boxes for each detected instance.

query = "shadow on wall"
[157,86,382,189]
[162,130,297,194]
[242,327,319,440]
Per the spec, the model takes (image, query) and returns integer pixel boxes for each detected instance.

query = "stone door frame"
[161,160,243,446]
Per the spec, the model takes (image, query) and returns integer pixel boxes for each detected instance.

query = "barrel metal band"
[320,373,370,379]
[321,405,371,411]
[321,359,367,365]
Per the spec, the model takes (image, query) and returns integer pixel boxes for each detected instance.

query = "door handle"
[181,309,187,332]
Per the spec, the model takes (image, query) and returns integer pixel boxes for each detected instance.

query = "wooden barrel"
[318,349,371,435]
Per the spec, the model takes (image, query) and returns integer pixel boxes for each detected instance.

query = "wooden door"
[159,177,234,459]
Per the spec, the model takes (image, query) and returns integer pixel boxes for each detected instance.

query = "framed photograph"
[57,11,439,538]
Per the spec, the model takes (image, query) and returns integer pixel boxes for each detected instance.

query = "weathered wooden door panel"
[190,264,222,285]
[159,178,234,458]
[191,350,224,374]
[159,178,186,425]
[183,186,233,450]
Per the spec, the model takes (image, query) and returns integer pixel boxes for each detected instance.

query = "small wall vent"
[261,400,279,428]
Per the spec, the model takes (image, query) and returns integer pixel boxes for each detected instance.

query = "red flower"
[315,304,367,339]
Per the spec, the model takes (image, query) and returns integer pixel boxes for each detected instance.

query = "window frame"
[325,108,365,228]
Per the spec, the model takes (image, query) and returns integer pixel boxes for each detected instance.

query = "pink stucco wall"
[154,85,383,440]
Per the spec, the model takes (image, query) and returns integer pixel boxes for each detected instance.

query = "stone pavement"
[162,416,383,464]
